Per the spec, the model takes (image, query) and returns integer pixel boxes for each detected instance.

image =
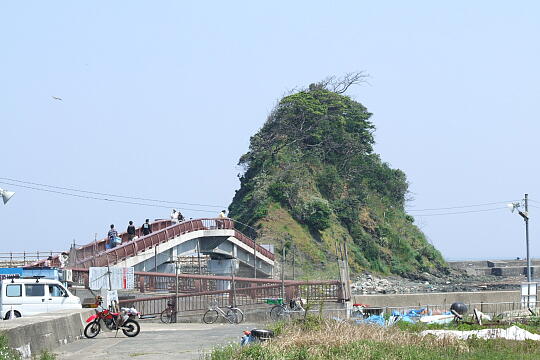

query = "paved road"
[56,322,259,360]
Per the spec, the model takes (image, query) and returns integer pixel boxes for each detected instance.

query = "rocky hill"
[229,80,447,278]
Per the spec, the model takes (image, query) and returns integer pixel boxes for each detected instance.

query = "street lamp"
[0,188,15,205]
[508,194,531,284]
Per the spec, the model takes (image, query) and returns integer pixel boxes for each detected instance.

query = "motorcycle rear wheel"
[122,319,140,337]
[84,321,101,338]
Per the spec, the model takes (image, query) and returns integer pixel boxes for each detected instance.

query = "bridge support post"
[139,276,145,293]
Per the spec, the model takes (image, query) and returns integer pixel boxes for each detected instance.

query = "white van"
[0,278,82,319]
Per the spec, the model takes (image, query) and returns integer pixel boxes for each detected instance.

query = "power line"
[0,177,226,209]
[0,181,217,213]
[412,207,507,217]
[406,200,518,212]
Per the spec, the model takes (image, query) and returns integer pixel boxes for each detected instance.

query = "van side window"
[25,284,45,297]
[7,284,22,297]
[49,284,67,297]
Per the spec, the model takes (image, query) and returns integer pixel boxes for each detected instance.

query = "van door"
[46,283,72,312]
[3,283,23,318]
[23,283,47,316]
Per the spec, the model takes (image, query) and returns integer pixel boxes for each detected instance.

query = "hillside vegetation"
[229,80,446,278]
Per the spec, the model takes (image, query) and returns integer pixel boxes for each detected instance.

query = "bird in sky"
[52,96,63,101]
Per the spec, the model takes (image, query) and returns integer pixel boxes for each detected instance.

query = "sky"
[0,1,539,261]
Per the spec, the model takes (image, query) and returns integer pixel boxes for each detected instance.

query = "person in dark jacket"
[107,224,118,248]
[142,219,152,236]
[127,221,136,241]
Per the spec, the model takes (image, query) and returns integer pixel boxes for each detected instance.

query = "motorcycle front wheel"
[84,321,101,338]
[122,319,141,337]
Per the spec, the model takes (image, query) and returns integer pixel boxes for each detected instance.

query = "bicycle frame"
[211,305,229,319]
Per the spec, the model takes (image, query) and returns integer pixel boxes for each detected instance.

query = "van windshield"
[25,284,45,296]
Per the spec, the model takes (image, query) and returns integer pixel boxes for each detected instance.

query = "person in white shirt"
[171,209,179,224]
[217,210,227,229]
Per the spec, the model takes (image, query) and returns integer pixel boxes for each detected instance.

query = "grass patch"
[207,317,540,360]
[38,350,56,360]
[0,333,21,360]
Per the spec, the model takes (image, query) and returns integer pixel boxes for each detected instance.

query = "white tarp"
[89,267,134,290]
[421,325,540,341]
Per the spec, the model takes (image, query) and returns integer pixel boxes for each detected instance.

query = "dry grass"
[270,318,466,354]
[208,317,540,359]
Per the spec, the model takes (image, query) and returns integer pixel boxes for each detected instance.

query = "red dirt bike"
[84,303,140,338]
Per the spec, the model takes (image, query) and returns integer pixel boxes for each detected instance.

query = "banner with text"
[89,267,134,290]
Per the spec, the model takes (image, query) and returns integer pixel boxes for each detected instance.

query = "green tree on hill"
[229,76,447,277]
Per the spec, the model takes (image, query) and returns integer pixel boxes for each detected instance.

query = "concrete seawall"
[0,309,93,358]
[353,290,521,308]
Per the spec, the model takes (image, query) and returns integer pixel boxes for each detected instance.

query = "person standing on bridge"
[217,210,227,229]
[107,224,118,249]
[127,221,136,241]
[142,219,152,236]
[170,209,179,224]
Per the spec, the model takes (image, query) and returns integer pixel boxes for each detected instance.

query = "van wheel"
[4,311,21,320]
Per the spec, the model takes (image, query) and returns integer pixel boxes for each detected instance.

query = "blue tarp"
[355,315,386,326]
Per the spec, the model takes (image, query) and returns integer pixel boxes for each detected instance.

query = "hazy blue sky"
[1,1,539,261]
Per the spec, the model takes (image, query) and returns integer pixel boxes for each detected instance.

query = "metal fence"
[69,267,342,315]
[0,251,62,267]
[118,280,343,316]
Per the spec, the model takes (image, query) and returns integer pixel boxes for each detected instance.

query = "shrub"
[301,198,332,231]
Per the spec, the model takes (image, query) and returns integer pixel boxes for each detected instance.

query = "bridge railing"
[0,251,62,267]
[72,218,274,268]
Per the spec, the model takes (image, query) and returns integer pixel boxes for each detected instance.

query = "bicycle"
[160,300,177,324]
[202,299,244,324]
[268,298,305,321]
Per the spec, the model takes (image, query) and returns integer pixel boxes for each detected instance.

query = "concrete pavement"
[55,322,258,360]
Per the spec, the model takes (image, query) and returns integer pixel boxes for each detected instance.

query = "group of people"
[105,209,227,249]
[106,219,153,249]
[170,209,185,224]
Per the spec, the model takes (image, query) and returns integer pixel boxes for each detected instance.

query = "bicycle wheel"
[270,305,288,321]
[226,308,244,324]
[160,308,175,324]
[84,321,101,338]
[203,309,219,324]
[122,319,140,337]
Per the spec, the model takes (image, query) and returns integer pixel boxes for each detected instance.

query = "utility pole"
[230,261,237,307]
[253,238,257,279]
[196,240,202,275]
[292,245,295,280]
[525,194,531,284]
[175,257,179,323]
[281,239,285,300]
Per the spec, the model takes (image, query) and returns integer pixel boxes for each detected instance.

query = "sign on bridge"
[89,267,134,290]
